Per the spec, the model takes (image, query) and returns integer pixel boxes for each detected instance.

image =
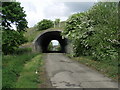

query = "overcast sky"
[16,0,96,27]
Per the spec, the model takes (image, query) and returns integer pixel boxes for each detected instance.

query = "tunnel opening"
[34,31,68,53]
[47,40,62,53]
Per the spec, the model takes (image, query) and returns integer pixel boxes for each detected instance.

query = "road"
[44,53,118,88]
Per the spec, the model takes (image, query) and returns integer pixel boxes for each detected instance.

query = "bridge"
[33,30,72,53]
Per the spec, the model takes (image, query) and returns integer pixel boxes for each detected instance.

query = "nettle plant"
[62,2,119,62]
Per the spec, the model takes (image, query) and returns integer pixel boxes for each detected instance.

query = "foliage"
[62,2,119,62]
[1,2,28,32]
[2,29,27,54]
[55,44,61,51]
[48,42,53,51]
[1,2,28,54]
[14,47,32,55]
[2,49,38,88]
[47,40,61,51]
[37,19,53,30]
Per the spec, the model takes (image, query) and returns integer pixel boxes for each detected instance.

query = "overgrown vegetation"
[2,48,38,88]
[37,19,53,30]
[62,2,119,79]
[62,2,119,60]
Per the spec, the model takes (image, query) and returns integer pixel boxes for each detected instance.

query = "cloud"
[64,2,95,14]
[17,0,95,27]
[17,0,47,27]
[43,2,70,20]
[43,2,95,21]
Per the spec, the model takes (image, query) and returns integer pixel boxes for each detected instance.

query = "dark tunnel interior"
[35,31,68,53]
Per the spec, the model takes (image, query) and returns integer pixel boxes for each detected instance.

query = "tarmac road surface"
[45,53,118,88]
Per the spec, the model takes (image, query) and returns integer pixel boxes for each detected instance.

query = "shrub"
[62,2,119,62]
[2,29,27,54]
[37,19,53,30]
[14,48,32,55]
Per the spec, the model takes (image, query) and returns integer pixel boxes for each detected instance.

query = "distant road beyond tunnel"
[33,30,68,53]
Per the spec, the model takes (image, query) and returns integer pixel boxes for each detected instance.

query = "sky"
[51,40,59,46]
[16,0,96,27]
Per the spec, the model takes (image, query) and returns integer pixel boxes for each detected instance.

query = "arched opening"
[34,31,68,53]
[47,40,61,53]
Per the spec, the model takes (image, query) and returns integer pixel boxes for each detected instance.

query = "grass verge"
[2,48,38,88]
[67,54,118,81]
[15,54,43,88]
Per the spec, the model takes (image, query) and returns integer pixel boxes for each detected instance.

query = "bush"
[2,29,27,54]
[62,2,119,62]
[37,19,53,30]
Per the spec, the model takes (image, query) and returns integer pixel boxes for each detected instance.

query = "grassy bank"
[15,54,43,88]
[67,54,118,81]
[24,27,42,42]
[2,48,39,88]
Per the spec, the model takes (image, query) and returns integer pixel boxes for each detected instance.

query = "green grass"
[15,54,43,88]
[2,48,39,88]
[24,27,42,42]
[67,54,118,81]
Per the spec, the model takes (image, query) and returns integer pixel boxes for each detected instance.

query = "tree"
[2,29,27,54]
[37,19,53,30]
[1,2,28,32]
[1,2,28,54]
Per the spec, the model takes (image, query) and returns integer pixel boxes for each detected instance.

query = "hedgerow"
[62,2,119,62]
